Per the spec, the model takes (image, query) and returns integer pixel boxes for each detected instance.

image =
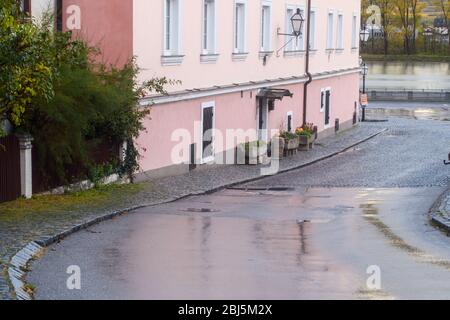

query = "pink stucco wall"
[63,0,133,67]
[133,0,361,92]
[308,73,360,132]
[137,72,359,172]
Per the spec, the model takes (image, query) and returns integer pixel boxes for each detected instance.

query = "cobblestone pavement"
[243,117,450,189]
[0,122,385,299]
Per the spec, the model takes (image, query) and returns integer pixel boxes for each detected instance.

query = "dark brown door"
[202,106,214,161]
[325,90,331,126]
[0,135,21,203]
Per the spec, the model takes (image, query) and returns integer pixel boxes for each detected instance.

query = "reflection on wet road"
[367,104,450,121]
[28,187,450,300]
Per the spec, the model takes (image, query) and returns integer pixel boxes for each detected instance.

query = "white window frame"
[336,11,344,50]
[260,0,272,52]
[234,0,247,54]
[309,7,317,50]
[326,9,335,50]
[351,13,358,49]
[285,4,305,52]
[163,0,182,56]
[321,87,332,129]
[202,0,217,55]
[200,101,216,164]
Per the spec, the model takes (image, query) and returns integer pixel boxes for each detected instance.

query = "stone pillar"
[17,134,33,199]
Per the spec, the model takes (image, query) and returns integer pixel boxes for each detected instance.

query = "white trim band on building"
[140,67,361,106]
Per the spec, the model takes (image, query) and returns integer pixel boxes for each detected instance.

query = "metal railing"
[366,88,450,102]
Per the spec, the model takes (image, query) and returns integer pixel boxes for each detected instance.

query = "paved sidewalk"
[0,122,386,299]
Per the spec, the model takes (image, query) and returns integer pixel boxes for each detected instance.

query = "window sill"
[351,47,359,53]
[335,48,344,54]
[161,55,184,66]
[259,51,274,58]
[325,49,335,54]
[309,49,318,55]
[200,53,219,64]
[283,50,305,57]
[232,52,249,62]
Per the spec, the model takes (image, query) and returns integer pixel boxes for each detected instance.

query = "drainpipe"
[302,0,312,126]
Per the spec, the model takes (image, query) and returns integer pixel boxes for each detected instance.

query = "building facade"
[27,0,362,179]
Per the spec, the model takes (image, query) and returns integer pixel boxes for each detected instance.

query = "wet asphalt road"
[28,106,450,300]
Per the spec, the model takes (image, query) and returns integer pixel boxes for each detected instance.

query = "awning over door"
[256,88,293,101]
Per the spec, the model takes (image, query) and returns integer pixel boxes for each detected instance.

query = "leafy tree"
[0,0,54,136]
[20,30,172,185]
[1,1,173,185]
[375,0,396,55]
[432,0,450,53]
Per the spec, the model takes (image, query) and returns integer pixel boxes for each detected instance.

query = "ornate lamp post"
[360,25,370,52]
[290,8,305,37]
[278,8,305,38]
[360,61,369,122]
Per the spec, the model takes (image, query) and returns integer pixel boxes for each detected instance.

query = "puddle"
[366,107,450,121]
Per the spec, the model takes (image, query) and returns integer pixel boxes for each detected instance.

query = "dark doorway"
[202,105,214,162]
[324,90,331,126]
[0,135,21,203]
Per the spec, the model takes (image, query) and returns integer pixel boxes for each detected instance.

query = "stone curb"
[430,187,450,232]
[7,127,387,300]
[8,242,43,300]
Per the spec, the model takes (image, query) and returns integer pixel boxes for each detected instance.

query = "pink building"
[29,0,362,179]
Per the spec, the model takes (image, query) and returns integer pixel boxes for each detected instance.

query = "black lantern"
[360,26,370,42]
[291,8,304,37]
[361,63,369,76]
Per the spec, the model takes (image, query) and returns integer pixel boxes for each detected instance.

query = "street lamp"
[360,61,369,122]
[291,8,305,37]
[277,8,304,38]
[360,25,370,42]
[276,8,305,56]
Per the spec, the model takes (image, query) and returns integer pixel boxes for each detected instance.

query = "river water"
[366,61,450,91]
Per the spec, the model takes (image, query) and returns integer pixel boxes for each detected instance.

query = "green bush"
[0,2,173,186]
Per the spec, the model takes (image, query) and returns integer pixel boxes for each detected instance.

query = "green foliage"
[88,161,118,187]
[0,1,171,186]
[279,131,297,140]
[0,0,54,136]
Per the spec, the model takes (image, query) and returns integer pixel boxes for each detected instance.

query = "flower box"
[284,136,299,156]
[237,141,267,165]
[298,134,315,151]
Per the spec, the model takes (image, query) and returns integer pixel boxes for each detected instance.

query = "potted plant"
[296,123,316,151]
[237,140,267,165]
[279,131,299,156]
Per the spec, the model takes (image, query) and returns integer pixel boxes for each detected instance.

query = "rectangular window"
[326,11,334,49]
[164,0,180,55]
[203,0,216,54]
[261,3,271,52]
[309,9,316,50]
[298,8,305,50]
[321,88,331,126]
[351,14,357,48]
[56,0,63,32]
[234,2,246,53]
[286,112,293,132]
[337,13,344,49]
[20,0,31,14]
[285,6,303,52]
[285,8,294,51]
